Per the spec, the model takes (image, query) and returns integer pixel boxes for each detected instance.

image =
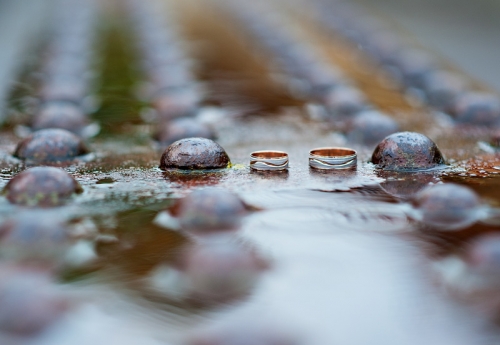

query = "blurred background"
[0,1,52,120]
[354,0,500,91]
[1,0,500,119]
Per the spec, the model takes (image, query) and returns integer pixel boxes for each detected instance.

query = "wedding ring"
[250,150,289,171]
[309,147,357,170]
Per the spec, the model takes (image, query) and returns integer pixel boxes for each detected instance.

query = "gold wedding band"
[250,150,289,171]
[309,147,357,170]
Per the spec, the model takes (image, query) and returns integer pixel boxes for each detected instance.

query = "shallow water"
[2,0,500,344]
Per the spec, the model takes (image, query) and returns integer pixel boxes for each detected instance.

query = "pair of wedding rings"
[250,147,357,171]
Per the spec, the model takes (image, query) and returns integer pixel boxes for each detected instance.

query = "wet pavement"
[1,0,500,344]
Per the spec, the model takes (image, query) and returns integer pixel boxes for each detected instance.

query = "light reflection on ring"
[250,150,289,171]
[309,147,357,170]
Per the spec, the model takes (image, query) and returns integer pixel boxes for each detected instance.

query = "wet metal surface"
[14,129,89,165]
[160,138,231,170]
[1,0,500,344]
[371,131,445,171]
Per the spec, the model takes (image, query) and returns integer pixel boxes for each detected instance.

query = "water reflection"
[309,166,357,184]
[163,170,225,188]
[250,169,289,181]
[0,264,71,340]
[155,187,250,238]
[235,221,482,345]
[378,171,440,200]
[432,232,500,320]
[146,239,269,307]
[410,183,484,231]
[309,166,357,176]
[186,318,300,345]
[242,188,411,234]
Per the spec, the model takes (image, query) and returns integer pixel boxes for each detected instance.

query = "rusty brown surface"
[0,0,500,344]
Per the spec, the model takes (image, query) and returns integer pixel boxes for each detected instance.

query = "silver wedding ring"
[309,147,357,170]
[250,150,289,171]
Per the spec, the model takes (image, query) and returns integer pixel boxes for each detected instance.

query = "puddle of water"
[0,0,500,344]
